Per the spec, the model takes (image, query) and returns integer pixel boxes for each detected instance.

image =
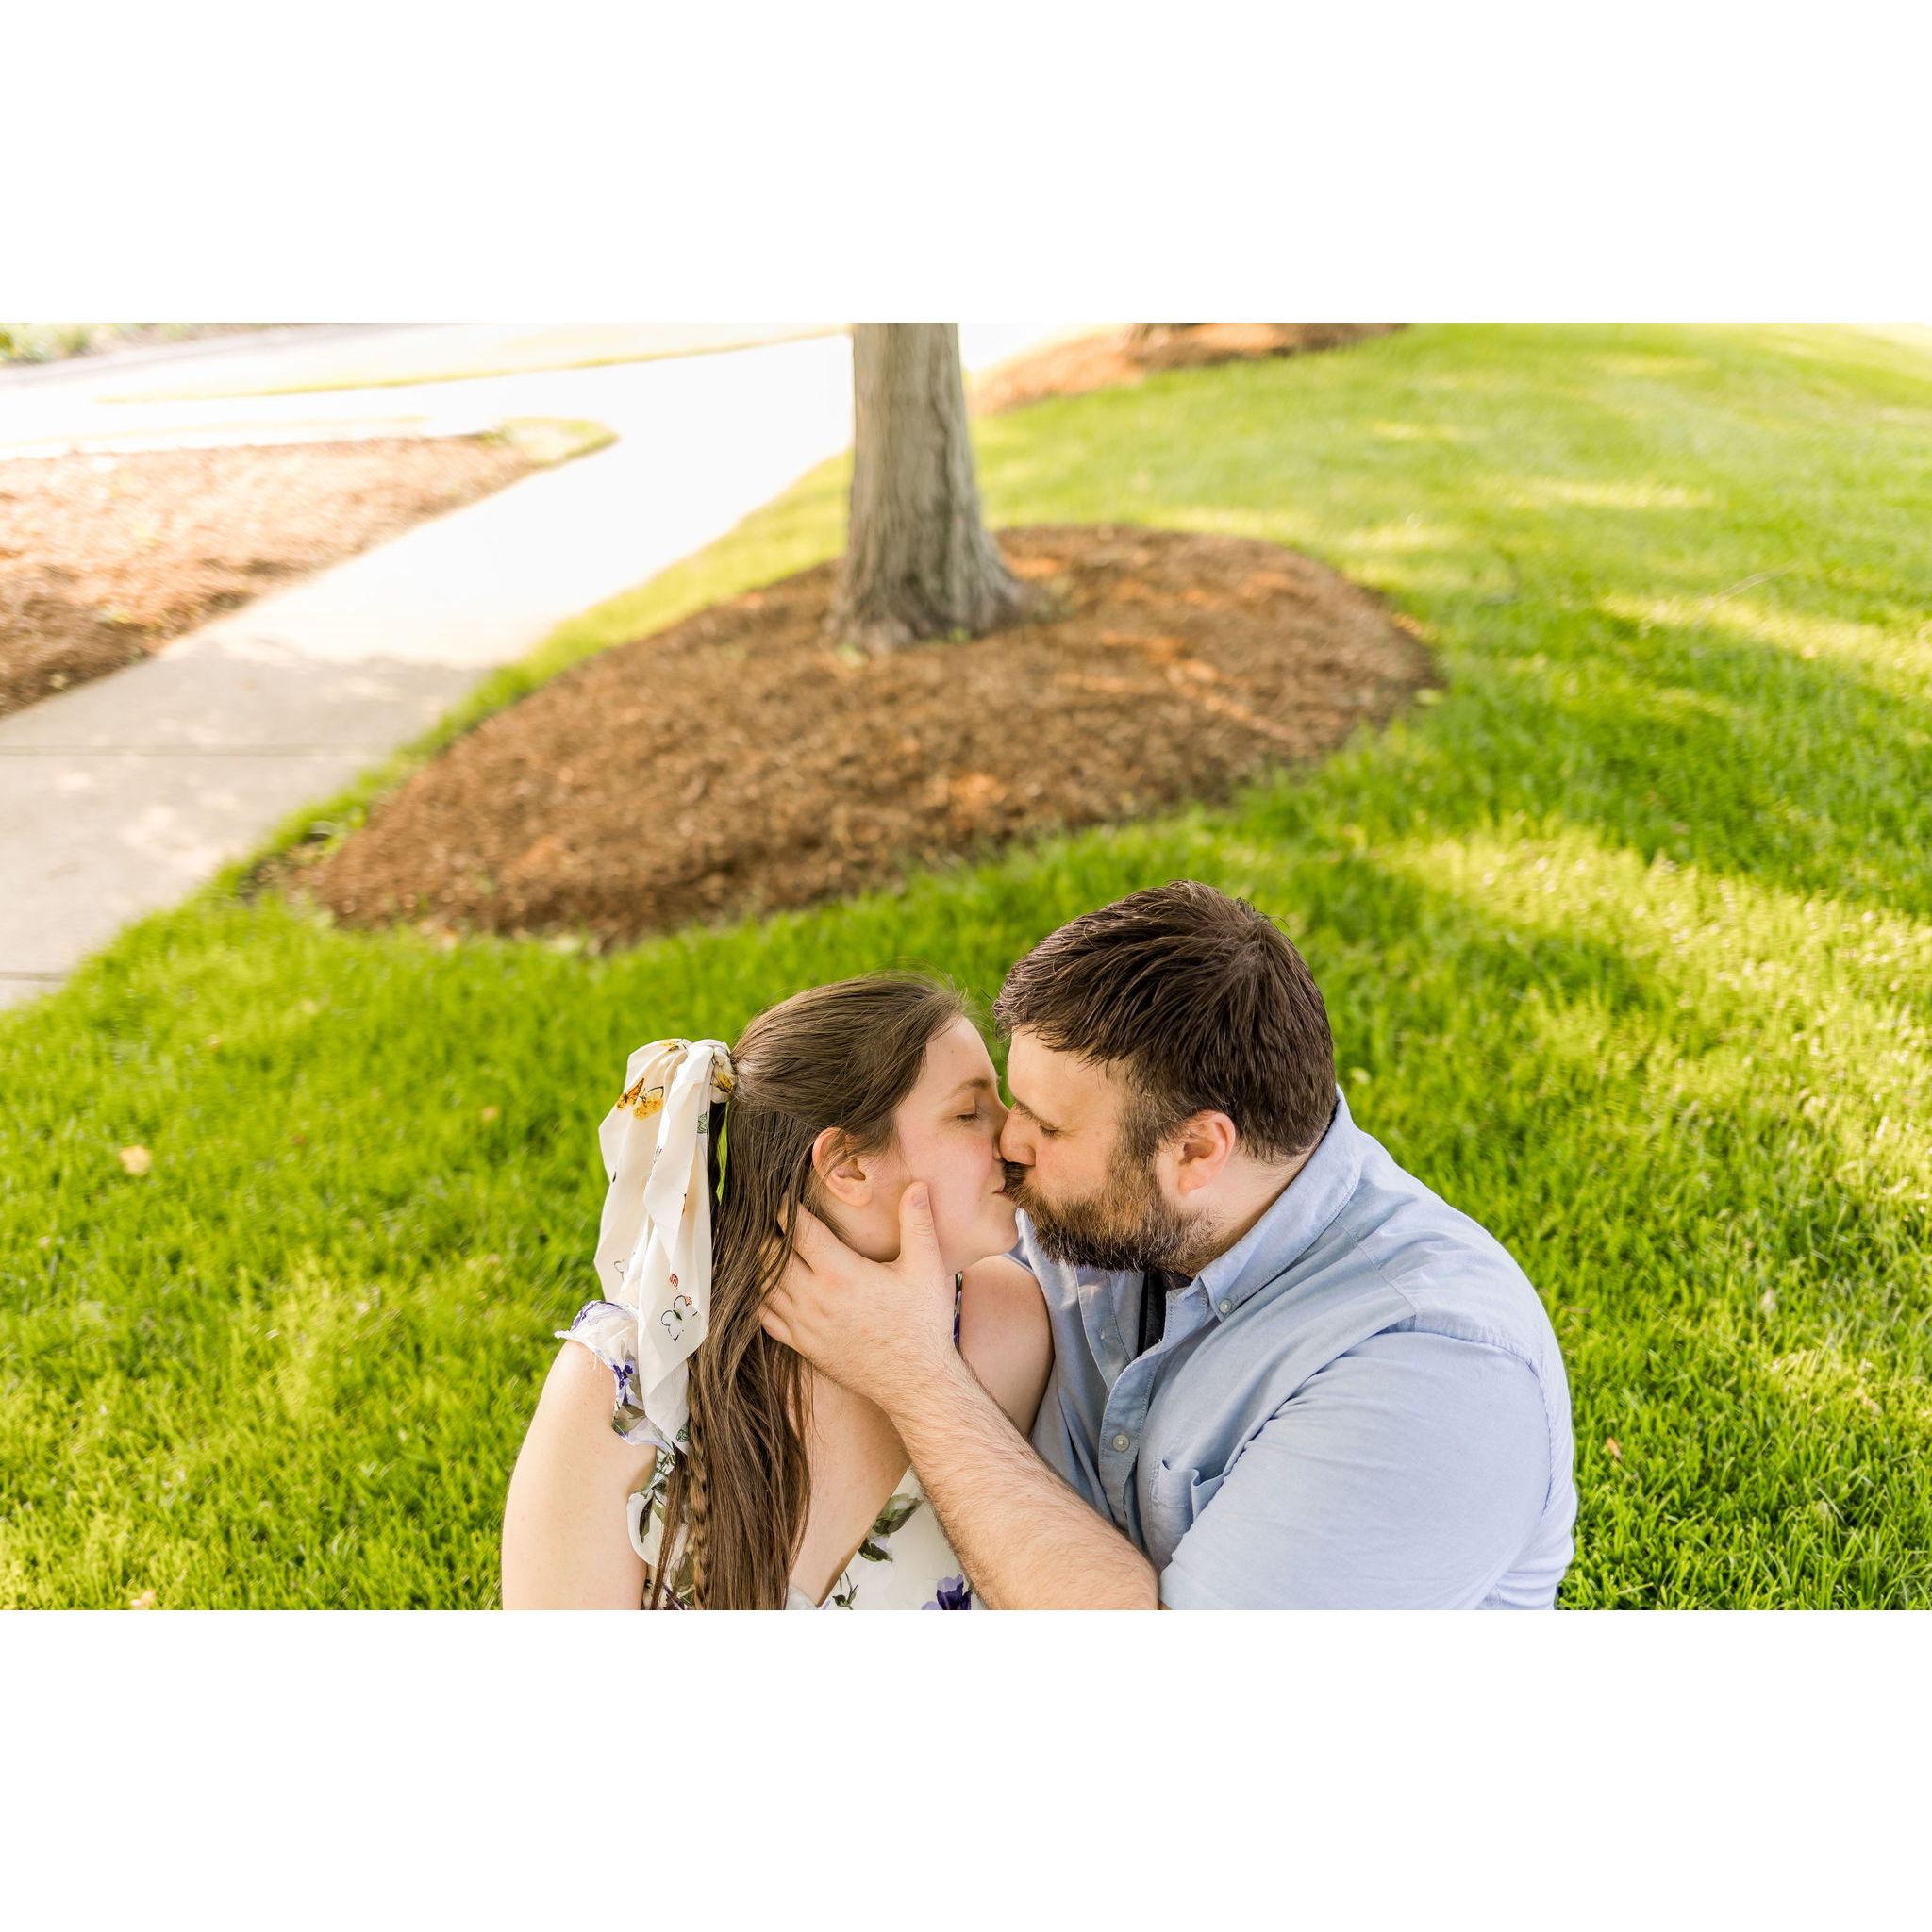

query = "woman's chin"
[940,1196,1020,1274]
[980,1194,1020,1253]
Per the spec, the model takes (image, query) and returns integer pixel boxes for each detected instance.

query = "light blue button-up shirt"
[1016,1091,1576,1608]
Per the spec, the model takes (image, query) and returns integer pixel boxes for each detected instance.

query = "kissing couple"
[503,880,1576,1609]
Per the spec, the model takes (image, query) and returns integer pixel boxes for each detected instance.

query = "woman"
[501,975,1050,1609]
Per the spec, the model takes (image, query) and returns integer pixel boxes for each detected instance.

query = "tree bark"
[830,324,1031,653]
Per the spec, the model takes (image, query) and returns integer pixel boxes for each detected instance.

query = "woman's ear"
[810,1125,874,1207]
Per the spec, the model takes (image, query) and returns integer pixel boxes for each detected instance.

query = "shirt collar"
[1193,1088,1363,1315]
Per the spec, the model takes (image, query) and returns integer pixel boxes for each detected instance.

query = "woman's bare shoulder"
[958,1256,1051,1432]
[502,1341,658,1609]
[960,1254,1044,1316]
[534,1341,660,1480]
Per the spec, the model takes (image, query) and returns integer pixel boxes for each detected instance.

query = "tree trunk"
[830,324,1031,653]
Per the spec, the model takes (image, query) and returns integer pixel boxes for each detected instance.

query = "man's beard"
[1002,1148,1203,1275]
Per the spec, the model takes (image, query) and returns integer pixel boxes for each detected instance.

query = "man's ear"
[810,1125,874,1207]
[1169,1112,1239,1196]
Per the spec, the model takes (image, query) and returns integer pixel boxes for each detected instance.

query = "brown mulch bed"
[287,525,1434,948]
[0,437,535,721]
[972,324,1405,415]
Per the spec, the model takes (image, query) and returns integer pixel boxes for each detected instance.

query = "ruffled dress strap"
[556,1299,678,1453]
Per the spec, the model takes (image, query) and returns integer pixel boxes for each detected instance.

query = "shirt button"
[1111,1432,1131,1453]
[1218,1298,1233,1315]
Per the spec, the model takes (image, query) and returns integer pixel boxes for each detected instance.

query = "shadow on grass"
[1218,591,1932,937]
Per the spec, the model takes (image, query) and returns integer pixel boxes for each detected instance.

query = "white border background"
[9,1,1931,316]
[6,1614,1925,1919]
[7,1,1927,1918]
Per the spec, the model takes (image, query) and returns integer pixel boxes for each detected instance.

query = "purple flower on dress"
[923,1574,973,1611]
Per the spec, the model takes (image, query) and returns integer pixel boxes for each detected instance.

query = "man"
[764,880,1576,1608]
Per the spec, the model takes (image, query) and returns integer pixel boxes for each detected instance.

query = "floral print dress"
[558,1298,976,1610]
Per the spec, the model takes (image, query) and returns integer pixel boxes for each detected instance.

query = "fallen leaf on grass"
[118,1145,153,1176]
[478,1105,501,1123]
[1605,1438,1623,1462]
[129,1590,157,1610]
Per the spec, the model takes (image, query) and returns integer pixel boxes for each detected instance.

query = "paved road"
[0,323,848,458]
[0,323,1084,1008]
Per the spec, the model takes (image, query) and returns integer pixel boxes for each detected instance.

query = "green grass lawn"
[4,323,1928,1608]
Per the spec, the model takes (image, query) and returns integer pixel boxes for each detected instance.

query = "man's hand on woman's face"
[760,1183,957,1413]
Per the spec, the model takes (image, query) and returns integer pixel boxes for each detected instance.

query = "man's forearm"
[889,1352,1158,1609]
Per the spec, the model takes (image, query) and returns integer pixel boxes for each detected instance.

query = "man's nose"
[998,1117,1031,1164]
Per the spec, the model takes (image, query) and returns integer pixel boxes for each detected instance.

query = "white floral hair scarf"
[591,1037,736,1454]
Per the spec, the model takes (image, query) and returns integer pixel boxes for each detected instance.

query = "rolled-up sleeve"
[1158,1330,1552,1609]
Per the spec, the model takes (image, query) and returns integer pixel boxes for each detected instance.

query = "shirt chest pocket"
[1142,1457,1227,1570]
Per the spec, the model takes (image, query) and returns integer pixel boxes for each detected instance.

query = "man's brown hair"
[992,881,1335,1163]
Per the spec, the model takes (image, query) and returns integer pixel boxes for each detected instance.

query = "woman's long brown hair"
[647,974,965,1609]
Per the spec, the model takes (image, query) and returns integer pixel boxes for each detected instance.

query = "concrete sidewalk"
[0,324,1080,1009]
